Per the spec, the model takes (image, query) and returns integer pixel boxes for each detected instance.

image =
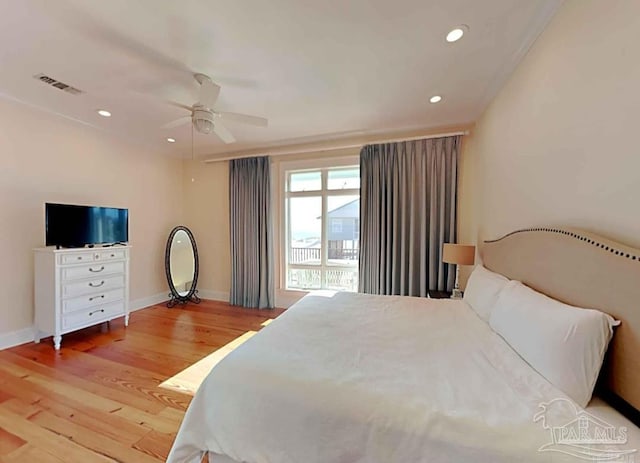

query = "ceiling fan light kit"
[162,73,267,144]
[192,107,215,134]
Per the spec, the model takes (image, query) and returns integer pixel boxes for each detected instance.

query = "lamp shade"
[442,243,476,265]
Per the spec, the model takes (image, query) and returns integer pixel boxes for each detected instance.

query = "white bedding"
[168,291,639,463]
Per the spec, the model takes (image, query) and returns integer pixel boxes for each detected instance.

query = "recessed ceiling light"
[430,95,442,104]
[446,25,468,43]
[97,109,111,117]
[167,138,176,143]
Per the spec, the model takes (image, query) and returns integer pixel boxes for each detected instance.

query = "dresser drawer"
[62,301,125,330]
[60,252,95,265]
[62,288,125,314]
[62,274,125,299]
[95,249,127,261]
[61,261,125,281]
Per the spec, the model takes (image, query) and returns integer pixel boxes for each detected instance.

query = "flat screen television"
[45,203,128,248]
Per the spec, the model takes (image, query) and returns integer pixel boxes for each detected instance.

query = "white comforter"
[167,292,617,463]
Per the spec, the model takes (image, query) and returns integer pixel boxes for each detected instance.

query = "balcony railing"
[328,248,358,260]
[290,247,320,263]
[290,247,359,264]
[288,268,358,292]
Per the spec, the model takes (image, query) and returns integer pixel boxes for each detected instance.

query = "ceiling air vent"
[33,73,84,95]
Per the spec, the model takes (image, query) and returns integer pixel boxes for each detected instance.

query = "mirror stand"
[165,226,202,308]
[167,290,201,308]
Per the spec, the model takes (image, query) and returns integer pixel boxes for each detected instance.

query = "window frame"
[276,156,360,295]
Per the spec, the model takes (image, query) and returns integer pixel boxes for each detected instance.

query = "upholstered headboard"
[481,227,640,414]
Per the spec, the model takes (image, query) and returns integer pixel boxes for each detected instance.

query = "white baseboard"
[130,292,169,312]
[129,289,231,310]
[0,327,35,351]
[128,289,231,311]
[198,289,230,302]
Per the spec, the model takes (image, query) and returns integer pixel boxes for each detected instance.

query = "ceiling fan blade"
[213,123,236,144]
[167,101,193,112]
[126,90,194,112]
[217,111,268,127]
[198,77,221,109]
[35,1,194,82]
[162,116,191,129]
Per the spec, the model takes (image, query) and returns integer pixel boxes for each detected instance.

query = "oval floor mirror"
[165,226,201,307]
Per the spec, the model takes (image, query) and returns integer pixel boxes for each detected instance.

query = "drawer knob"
[89,309,105,316]
[77,256,82,260]
[89,266,105,273]
[89,294,105,301]
[89,281,105,288]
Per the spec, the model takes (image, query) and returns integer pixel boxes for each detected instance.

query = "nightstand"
[428,290,453,299]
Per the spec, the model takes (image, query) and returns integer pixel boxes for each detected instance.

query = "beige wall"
[460,0,640,264]
[182,160,231,299]
[0,98,183,336]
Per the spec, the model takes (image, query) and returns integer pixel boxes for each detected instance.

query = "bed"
[168,228,640,462]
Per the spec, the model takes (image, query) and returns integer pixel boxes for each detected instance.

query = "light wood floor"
[0,300,285,462]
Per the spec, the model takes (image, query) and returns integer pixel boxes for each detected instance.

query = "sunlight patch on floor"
[159,330,258,395]
[261,318,275,327]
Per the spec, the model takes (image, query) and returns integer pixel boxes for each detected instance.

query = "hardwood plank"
[157,406,185,423]
[0,357,185,435]
[0,299,284,461]
[0,409,113,463]
[88,340,198,377]
[0,367,153,441]
[126,315,246,347]
[111,406,183,434]
[0,427,27,456]
[122,330,235,361]
[28,407,161,463]
[0,398,42,420]
[135,304,281,332]
[1,444,67,463]
[0,389,12,404]
[133,430,176,461]
[0,356,173,415]
[0,351,168,414]
[160,330,259,395]
[8,346,191,412]
[1,396,153,457]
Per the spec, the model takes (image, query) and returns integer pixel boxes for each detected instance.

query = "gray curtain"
[229,156,274,308]
[359,136,459,296]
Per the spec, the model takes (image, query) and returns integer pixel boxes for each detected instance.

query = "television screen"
[46,203,128,247]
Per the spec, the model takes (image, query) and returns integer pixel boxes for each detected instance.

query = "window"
[285,166,359,292]
[331,219,343,233]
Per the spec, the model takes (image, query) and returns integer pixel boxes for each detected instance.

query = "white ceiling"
[0,0,561,160]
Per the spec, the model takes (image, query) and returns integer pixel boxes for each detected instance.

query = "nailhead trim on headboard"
[484,227,640,262]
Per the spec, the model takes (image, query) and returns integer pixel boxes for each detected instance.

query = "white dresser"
[34,246,131,350]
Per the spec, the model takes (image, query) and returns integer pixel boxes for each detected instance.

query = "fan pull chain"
[191,123,196,183]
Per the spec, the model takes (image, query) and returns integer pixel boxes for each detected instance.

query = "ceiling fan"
[162,73,268,144]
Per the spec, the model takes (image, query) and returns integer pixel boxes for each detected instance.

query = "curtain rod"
[203,129,469,163]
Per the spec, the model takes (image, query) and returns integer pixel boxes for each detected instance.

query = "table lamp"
[443,243,476,298]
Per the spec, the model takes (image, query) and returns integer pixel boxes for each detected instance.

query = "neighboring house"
[291,200,360,264]
[325,199,359,261]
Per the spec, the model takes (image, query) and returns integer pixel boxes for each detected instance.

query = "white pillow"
[463,265,511,321]
[489,281,619,407]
